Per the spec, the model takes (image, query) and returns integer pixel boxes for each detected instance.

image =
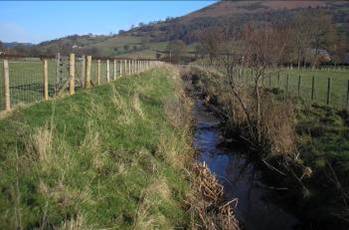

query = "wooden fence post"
[326,77,332,105]
[113,59,117,80]
[3,59,10,111]
[56,53,61,94]
[97,60,101,85]
[130,60,132,74]
[124,60,127,76]
[128,60,131,75]
[43,59,49,100]
[69,53,75,95]
[81,55,86,88]
[106,59,110,82]
[297,75,302,97]
[86,56,92,88]
[346,80,349,111]
[119,60,123,76]
[132,60,135,74]
[285,74,289,98]
[311,76,315,101]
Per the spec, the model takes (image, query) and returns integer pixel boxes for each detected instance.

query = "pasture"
[207,63,349,109]
[0,58,120,111]
[267,68,349,108]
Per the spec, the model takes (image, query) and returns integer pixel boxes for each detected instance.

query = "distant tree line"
[3,6,348,64]
[196,9,348,67]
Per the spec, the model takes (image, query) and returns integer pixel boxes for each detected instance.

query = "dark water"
[193,100,299,230]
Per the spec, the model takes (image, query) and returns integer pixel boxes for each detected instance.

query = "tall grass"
[0,67,194,229]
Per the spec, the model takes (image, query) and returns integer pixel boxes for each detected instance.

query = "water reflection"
[193,100,299,230]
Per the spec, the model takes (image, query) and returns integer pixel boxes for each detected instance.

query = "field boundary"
[193,63,349,110]
[1,53,163,112]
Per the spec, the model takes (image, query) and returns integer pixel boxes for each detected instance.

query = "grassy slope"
[0,67,193,229]
[294,103,349,226]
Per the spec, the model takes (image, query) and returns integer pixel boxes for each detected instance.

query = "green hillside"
[6,1,348,59]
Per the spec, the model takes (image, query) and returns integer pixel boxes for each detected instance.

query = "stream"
[193,99,300,230]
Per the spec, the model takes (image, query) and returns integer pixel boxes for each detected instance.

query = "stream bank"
[193,99,300,230]
[183,70,300,229]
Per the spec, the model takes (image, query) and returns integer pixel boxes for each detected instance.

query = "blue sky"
[0,1,214,44]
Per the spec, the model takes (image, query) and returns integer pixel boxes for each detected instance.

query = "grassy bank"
[0,67,194,229]
[189,66,349,229]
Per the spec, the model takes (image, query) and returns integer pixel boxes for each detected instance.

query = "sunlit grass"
[0,67,193,229]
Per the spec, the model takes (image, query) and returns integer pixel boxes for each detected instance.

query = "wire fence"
[0,54,159,112]
[195,62,349,110]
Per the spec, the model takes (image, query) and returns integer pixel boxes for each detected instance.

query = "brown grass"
[133,178,172,230]
[187,163,239,230]
[260,94,296,156]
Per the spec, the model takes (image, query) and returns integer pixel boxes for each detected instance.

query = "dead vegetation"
[163,66,240,229]
[187,163,239,230]
[190,66,297,158]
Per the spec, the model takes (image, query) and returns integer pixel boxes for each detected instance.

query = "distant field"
[0,58,121,111]
[211,65,349,109]
[264,68,349,108]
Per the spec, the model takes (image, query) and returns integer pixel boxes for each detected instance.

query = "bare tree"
[291,12,313,69]
[166,40,187,64]
[199,27,224,64]
[291,11,335,69]
[308,12,335,68]
[240,24,290,142]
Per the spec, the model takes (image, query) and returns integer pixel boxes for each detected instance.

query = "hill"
[3,42,34,49]
[6,1,349,58]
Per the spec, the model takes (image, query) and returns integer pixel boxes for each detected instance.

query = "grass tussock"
[259,93,297,156]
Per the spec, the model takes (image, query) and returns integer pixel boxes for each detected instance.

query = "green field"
[0,58,123,111]
[264,68,349,109]
[202,63,349,109]
[0,67,193,228]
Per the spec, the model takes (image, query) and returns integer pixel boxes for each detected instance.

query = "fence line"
[0,53,162,112]
[194,62,349,111]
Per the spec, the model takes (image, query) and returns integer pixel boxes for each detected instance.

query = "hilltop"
[4,1,349,58]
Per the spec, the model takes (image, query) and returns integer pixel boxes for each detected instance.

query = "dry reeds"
[188,162,239,230]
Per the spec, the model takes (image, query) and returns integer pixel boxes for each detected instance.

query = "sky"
[0,1,215,44]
